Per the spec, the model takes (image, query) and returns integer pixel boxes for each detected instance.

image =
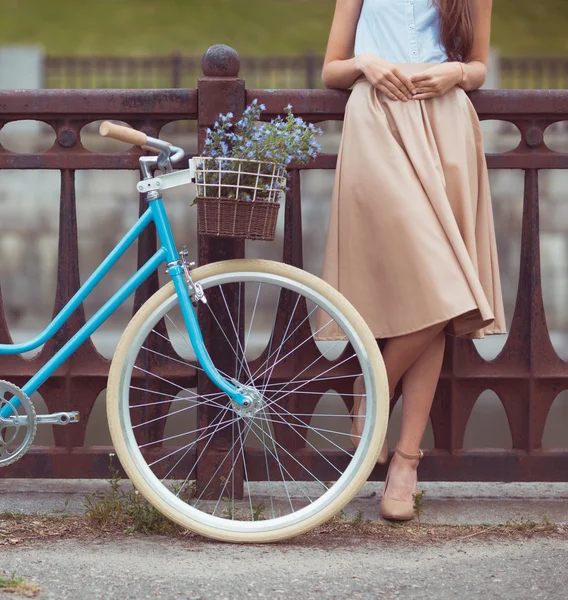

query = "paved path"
[1,480,567,599]
[2,535,567,600]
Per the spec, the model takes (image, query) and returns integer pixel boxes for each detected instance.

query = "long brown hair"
[434,0,475,62]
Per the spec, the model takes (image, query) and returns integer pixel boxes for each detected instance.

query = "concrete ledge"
[1,480,567,525]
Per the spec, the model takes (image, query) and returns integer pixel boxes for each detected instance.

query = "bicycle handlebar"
[99,121,148,147]
[99,121,185,170]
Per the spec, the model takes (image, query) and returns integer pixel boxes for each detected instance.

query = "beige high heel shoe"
[380,445,424,521]
[350,376,389,464]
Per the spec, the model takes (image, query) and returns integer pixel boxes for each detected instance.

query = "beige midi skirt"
[318,64,506,340]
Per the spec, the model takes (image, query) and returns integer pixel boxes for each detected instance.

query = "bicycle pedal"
[36,411,80,425]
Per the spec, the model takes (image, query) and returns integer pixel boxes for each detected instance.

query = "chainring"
[0,380,37,467]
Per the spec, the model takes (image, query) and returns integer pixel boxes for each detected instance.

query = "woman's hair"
[434,0,475,62]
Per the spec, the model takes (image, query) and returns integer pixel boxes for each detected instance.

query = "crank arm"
[36,412,80,425]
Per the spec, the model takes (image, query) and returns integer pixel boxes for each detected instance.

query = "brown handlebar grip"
[99,121,148,146]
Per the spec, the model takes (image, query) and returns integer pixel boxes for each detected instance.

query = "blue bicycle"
[0,123,388,542]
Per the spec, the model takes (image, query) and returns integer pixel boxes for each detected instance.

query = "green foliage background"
[0,0,565,56]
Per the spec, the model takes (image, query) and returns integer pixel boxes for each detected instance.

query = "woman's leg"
[381,321,447,398]
[351,321,447,444]
[382,328,447,502]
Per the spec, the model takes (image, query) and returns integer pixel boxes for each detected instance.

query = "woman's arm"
[409,0,494,99]
[321,0,364,90]
[458,0,493,91]
[322,0,416,100]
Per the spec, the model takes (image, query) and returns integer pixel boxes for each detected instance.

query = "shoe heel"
[379,446,423,521]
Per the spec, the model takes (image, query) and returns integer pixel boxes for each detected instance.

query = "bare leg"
[382,321,447,398]
[351,321,446,444]
[383,328,446,502]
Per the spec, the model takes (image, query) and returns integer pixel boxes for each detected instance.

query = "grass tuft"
[0,572,41,598]
[83,454,181,535]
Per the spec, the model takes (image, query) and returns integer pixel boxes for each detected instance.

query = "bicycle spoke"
[111,266,384,538]
[263,404,345,474]
[147,410,236,462]
[257,292,302,393]
[261,352,357,412]
[259,374,361,388]
[254,411,358,443]
[217,284,255,384]
[252,317,340,387]
[246,416,328,492]
[248,294,314,385]
[193,415,255,509]
[164,405,232,482]
[151,327,240,384]
[246,418,315,503]
[256,407,355,458]
[257,406,276,519]
[236,418,255,521]
[130,387,228,415]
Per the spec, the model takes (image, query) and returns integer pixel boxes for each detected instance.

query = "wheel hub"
[231,387,264,417]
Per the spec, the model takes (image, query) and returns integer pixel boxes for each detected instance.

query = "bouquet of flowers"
[194,99,323,201]
[192,99,322,240]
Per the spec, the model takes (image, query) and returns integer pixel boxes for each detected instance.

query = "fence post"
[305,51,317,89]
[484,47,500,90]
[170,51,183,88]
[196,45,246,497]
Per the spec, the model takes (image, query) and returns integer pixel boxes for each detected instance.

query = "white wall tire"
[107,259,389,543]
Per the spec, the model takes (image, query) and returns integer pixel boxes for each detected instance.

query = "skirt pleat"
[317,64,506,340]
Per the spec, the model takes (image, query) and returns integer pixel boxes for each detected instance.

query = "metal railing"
[1,45,567,481]
[44,53,568,91]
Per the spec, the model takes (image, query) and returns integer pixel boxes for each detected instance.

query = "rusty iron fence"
[44,53,568,91]
[1,45,568,482]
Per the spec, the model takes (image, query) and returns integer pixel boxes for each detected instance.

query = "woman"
[319,0,506,520]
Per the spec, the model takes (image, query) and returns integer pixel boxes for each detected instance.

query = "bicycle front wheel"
[107,259,388,543]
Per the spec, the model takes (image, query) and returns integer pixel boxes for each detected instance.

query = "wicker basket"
[191,157,286,241]
[196,196,280,241]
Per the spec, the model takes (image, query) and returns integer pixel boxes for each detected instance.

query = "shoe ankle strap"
[395,445,424,460]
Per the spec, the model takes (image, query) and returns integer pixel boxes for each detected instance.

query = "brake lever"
[157,150,171,171]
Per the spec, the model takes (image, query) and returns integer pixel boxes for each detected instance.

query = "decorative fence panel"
[1,46,567,481]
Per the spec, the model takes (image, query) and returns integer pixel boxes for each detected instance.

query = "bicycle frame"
[0,195,248,418]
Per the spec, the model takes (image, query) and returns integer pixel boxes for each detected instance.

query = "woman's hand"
[355,53,417,102]
[409,63,463,100]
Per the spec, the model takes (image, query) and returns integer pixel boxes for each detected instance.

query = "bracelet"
[458,61,464,84]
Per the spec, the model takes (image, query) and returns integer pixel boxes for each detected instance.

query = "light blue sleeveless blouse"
[354,0,448,64]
